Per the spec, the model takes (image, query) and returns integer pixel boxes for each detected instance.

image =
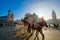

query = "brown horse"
[26,21,48,40]
[23,18,48,40]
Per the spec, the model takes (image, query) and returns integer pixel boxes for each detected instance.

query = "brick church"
[0,9,14,26]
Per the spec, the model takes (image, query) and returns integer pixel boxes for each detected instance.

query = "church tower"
[7,8,11,21]
[7,8,14,21]
[7,8,14,26]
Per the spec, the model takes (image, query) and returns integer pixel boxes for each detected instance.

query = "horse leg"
[39,30,45,40]
[31,29,34,35]
[25,30,33,40]
[34,30,39,40]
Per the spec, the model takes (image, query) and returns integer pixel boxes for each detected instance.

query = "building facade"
[0,9,14,26]
[47,9,59,28]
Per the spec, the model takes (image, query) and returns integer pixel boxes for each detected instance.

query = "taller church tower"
[7,9,14,21]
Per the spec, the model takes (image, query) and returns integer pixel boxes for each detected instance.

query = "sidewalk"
[29,28,60,40]
[0,27,60,40]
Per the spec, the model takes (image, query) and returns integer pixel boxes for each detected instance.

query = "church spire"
[8,8,11,13]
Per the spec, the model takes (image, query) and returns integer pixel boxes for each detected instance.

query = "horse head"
[42,22,48,28]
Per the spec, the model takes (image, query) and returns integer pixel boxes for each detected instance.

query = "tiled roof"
[0,16,7,19]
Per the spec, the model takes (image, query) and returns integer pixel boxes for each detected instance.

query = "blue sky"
[0,0,60,20]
